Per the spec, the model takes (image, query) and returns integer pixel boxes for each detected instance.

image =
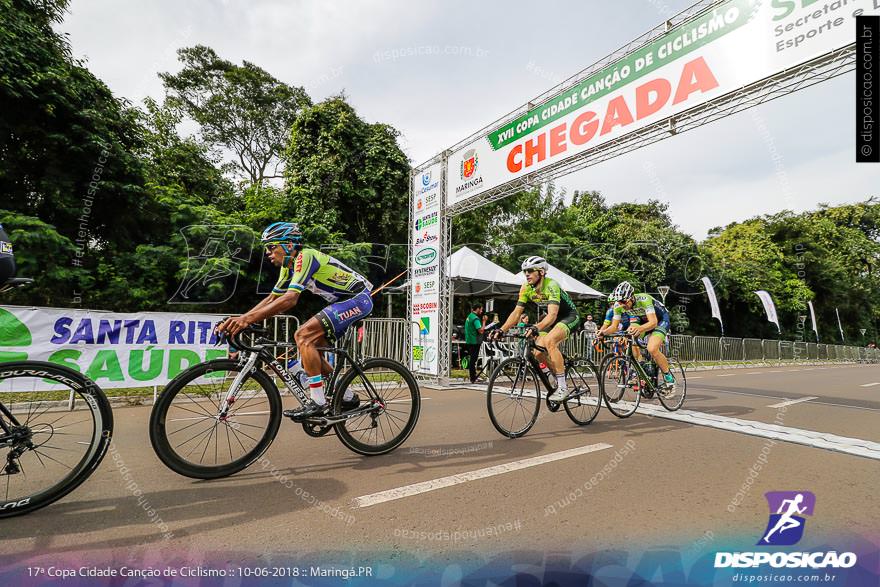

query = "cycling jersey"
[603,306,630,331]
[613,293,671,339]
[272,248,372,303]
[517,277,581,336]
[272,248,374,344]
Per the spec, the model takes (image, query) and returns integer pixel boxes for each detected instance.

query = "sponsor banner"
[702,276,724,332]
[410,163,442,375]
[0,306,227,390]
[755,290,781,333]
[447,0,871,205]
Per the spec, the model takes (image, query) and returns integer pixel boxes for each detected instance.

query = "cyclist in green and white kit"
[489,256,581,401]
[601,281,676,390]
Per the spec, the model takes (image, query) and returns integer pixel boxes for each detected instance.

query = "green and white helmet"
[521,255,548,273]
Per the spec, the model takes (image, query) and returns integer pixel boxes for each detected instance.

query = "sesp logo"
[758,491,816,546]
[415,247,437,266]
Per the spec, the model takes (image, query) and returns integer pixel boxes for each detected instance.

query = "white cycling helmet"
[521,255,548,273]
[609,281,635,302]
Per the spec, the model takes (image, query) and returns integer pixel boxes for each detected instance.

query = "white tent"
[446,246,521,296]
[514,262,604,300]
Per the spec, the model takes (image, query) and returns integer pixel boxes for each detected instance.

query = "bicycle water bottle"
[287,359,309,389]
[539,362,557,389]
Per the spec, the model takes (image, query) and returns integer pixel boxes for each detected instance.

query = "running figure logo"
[758,491,816,546]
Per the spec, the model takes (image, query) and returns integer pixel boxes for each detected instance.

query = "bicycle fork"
[218,352,262,419]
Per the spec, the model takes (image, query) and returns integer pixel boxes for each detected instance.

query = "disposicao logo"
[714,491,857,570]
[758,491,814,546]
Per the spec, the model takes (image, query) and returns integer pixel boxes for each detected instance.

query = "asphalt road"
[1,363,878,567]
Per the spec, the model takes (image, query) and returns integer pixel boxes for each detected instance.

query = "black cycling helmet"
[0,224,16,287]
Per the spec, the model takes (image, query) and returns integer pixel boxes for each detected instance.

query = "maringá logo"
[758,491,815,546]
[415,247,437,266]
[461,148,478,180]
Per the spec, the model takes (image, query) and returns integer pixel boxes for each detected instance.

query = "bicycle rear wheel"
[149,360,282,479]
[332,358,420,456]
[600,355,641,418]
[486,357,541,438]
[657,358,687,411]
[563,359,601,425]
[0,361,113,518]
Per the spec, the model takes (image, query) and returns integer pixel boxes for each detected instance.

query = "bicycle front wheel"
[149,360,282,479]
[563,359,601,426]
[0,361,113,518]
[332,358,420,456]
[600,355,641,418]
[486,357,541,438]
[657,358,687,411]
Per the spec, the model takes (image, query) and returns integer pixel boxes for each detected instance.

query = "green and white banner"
[0,306,227,389]
[410,163,442,375]
[447,0,872,205]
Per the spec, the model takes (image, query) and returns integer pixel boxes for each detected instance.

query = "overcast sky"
[59,0,879,240]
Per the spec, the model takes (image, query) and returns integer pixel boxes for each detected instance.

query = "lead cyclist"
[216,222,373,420]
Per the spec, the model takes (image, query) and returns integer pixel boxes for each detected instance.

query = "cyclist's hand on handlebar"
[524,325,539,339]
[217,315,253,337]
[488,329,504,342]
[626,325,640,336]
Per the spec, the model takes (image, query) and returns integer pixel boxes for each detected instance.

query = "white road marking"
[716,374,736,377]
[767,396,819,408]
[860,382,880,388]
[688,376,703,379]
[747,372,763,375]
[351,442,613,508]
[635,404,880,460]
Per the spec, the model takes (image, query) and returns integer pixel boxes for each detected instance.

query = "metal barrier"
[261,316,880,373]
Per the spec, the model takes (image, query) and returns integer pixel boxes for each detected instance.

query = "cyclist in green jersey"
[601,281,675,390]
[489,256,581,401]
[218,222,373,419]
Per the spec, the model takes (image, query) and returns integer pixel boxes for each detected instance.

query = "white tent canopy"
[514,262,604,300]
[446,246,521,296]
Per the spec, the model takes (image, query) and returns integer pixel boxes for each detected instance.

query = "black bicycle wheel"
[332,358,420,456]
[486,357,541,438]
[563,359,601,425]
[149,360,282,479]
[600,355,641,418]
[657,358,687,411]
[0,361,113,518]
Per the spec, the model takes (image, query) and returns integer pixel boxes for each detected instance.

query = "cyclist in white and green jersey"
[602,281,675,389]
[489,256,581,401]
[218,222,373,419]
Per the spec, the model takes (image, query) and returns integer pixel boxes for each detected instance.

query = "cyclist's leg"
[646,315,671,373]
[544,319,576,398]
[293,317,333,405]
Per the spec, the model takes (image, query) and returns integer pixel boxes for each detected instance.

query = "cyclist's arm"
[599,316,619,336]
[498,305,525,333]
[632,312,657,334]
[535,303,559,332]
[242,290,301,324]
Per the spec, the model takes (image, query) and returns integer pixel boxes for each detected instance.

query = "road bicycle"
[598,332,687,418]
[149,322,420,479]
[1,278,113,518]
[485,333,600,438]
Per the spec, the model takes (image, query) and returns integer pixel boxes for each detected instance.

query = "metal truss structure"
[409,0,858,380]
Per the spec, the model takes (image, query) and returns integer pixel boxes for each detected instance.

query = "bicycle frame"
[610,334,660,394]
[219,326,383,425]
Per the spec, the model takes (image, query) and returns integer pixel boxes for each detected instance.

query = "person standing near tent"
[464,301,487,383]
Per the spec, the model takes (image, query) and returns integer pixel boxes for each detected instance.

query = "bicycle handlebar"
[220,324,272,354]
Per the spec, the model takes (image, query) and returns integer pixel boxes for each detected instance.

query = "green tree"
[160,45,311,187]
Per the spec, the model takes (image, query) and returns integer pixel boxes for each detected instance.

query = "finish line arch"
[408,0,863,381]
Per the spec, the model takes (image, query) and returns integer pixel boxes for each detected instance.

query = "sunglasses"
[524,268,539,275]
[265,244,281,252]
